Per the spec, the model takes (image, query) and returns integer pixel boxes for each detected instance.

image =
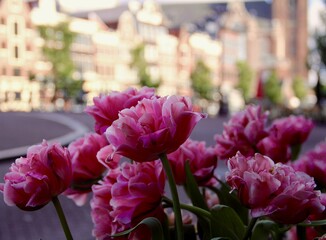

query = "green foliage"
[316,34,326,67]
[316,10,326,67]
[112,217,164,240]
[292,76,307,100]
[190,59,213,100]
[210,205,246,240]
[236,61,254,102]
[130,44,160,88]
[251,220,281,240]
[38,21,79,100]
[207,181,248,225]
[263,71,282,104]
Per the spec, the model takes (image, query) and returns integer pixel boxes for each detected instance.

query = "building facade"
[0,0,309,111]
[0,0,41,111]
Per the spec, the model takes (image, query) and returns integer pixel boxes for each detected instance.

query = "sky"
[58,0,270,12]
[308,0,325,33]
[57,0,325,32]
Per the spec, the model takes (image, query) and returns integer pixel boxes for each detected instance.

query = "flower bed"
[1,87,325,240]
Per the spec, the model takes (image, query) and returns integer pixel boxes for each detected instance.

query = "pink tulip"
[0,140,72,211]
[85,87,156,134]
[215,105,268,159]
[91,161,165,239]
[285,226,323,240]
[168,138,217,186]
[226,152,324,224]
[309,193,326,221]
[204,189,220,209]
[257,136,291,163]
[226,152,281,209]
[91,177,126,239]
[106,95,205,162]
[292,141,326,188]
[110,161,166,226]
[96,144,122,170]
[64,133,109,206]
[270,115,314,146]
[256,164,324,224]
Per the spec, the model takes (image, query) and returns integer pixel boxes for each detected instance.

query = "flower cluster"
[215,105,314,162]
[0,87,325,240]
[91,161,165,240]
[0,140,72,211]
[226,152,323,224]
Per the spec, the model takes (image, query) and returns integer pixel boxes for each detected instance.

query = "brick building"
[0,0,41,111]
[0,0,309,111]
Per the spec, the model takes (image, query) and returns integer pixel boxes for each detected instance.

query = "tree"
[312,5,326,108]
[236,61,253,103]
[190,59,213,100]
[130,44,160,88]
[316,12,326,67]
[38,21,78,102]
[263,71,282,104]
[292,76,307,100]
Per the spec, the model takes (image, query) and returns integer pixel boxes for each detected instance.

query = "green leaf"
[251,220,279,240]
[184,161,209,211]
[111,217,164,240]
[210,238,230,240]
[290,144,302,161]
[207,183,249,225]
[210,205,246,240]
[184,161,211,239]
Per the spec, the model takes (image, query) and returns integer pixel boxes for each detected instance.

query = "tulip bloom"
[257,136,291,163]
[226,152,324,224]
[85,87,156,134]
[64,133,109,206]
[226,152,280,209]
[91,176,124,239]
[269,115,314,146]
[292,141,326,189]
[260,164,324,224]
[106,95,205,162]
[91,161,165,240]
[215,105,268,159]
[0,140,72,211]
[168,138,217,186]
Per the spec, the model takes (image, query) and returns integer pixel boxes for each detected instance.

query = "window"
[14,46,19,58]
[0,17,5,25]
[13,67,20,76]
[2,67,6,75]
[14,22,18,35]
[5,92,9,102]
[14,92,21,100]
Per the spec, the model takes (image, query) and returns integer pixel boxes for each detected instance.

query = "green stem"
[163,196,211,219]
[291,144,301,161]
[159,153,184,240]
[52,196,73,240]
[298,219,326,227]
[242,217,258,240]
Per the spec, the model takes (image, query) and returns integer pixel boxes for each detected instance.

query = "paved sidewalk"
[0,112,90,160]
[0,112,94,240]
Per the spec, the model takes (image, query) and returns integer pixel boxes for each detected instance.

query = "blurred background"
[1,1,326,239]
[0,0,325,120]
